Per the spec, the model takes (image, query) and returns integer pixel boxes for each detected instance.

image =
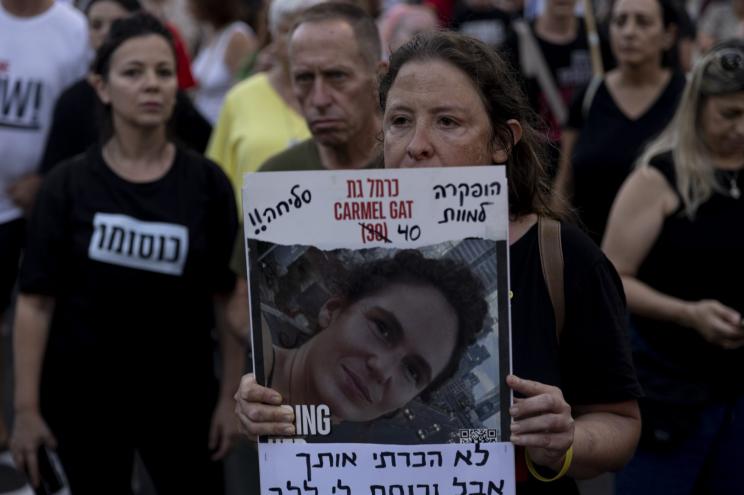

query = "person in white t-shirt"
[0,0,88,417]
[189,0,257,123]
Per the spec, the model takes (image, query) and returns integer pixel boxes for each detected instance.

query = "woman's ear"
[90,74,111,105]
[318,297,345,329]
[491,119,523,164]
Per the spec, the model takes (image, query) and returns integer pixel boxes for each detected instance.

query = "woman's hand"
[685,299,744,349]
[209,396,241,460]
[507,375,574,472]
[10,409,56,487]
[234,373,295,441]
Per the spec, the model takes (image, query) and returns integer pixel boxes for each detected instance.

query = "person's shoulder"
[178,145,223,173]
[259,139,320,172]
[644,150,678,190]
[177,145,234,186]
[648,149,674,169]
[48,2,87,31]
[44,147,97,189]
[559,221,606,267]
[57,79,93,105]
[229,20,255,36]
[228,72,270,99]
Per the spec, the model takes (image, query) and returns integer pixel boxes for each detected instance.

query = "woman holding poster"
[604,41,744,494]
[236,31,642,493]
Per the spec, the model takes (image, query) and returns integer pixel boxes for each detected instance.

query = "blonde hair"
[637,47,742,218]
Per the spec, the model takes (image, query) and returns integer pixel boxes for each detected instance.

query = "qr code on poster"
[458,428,498,443]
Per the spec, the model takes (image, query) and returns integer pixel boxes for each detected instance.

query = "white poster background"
[242,166,508,250]
[243,166,513,495]
[259,442,515,495]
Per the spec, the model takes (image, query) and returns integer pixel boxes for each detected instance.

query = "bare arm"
[226,278,250,342]
[13,294,53,422]
[508,375,640,479]
[224,29,257,80]
[10,293,57,486]
[570,400,640,477]
[603,167,744,348]
[209,293,245,459]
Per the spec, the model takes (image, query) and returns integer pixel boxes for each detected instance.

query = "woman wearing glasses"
[603,41,744,494]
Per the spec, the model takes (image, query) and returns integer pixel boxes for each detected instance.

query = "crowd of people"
[0,0,742,494]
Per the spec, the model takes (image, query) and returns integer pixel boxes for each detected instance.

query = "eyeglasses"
[701,48,744,95]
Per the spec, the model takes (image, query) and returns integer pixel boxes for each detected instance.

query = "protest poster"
[243,166,514,495]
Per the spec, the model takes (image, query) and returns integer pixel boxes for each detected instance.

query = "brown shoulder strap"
[538,216,565,340]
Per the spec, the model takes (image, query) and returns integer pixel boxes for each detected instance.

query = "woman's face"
[96,34,177,130]
[305,282,459,422]
[88,1,131,51]
[701,91,744,160]
[383,59,500,168]
[609,0,670,68]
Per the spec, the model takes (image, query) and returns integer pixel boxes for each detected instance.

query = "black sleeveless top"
[633,151,744,404]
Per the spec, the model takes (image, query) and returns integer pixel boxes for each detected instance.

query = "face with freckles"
[289,19,379,148]
[303,282,458,422]
[383,59,507,168]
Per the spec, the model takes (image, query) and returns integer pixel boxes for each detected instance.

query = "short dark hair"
[92,12,175,79]
[189,0,244,28]
[379,31,559,220]
[337,249,488,397]
[85,0,141,15]
[291,2,382,67]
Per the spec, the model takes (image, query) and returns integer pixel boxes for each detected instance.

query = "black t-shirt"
[503,20,593,143]
[566,72,685,243]
[39,80,213,174]
[502,20,595,176]
[633,151,744,403]
[511,221,641,402]
[21,145,237,411]
[510,221,641,494]
[451,2,514,49]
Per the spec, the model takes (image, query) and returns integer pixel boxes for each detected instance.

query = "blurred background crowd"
[1,0,743,493]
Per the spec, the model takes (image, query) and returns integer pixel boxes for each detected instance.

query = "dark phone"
[31,446,64,495]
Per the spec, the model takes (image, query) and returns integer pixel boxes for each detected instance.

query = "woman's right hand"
[10,409,56,487]
[234,373,295,441]
[685,299,744,349]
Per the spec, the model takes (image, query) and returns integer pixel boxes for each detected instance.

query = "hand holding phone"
[10,409,57,490]
[32,446,64,495]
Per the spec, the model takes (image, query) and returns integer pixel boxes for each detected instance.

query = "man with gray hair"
[226,2,385,339]
[260,1,384,171]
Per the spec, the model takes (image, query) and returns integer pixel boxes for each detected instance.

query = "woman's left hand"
[507,374,574,471]
[209,396,241,460]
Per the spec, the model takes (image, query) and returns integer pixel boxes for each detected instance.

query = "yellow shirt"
[206,72,310,215]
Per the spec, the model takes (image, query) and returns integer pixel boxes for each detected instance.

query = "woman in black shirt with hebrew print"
[9,13,240,495]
